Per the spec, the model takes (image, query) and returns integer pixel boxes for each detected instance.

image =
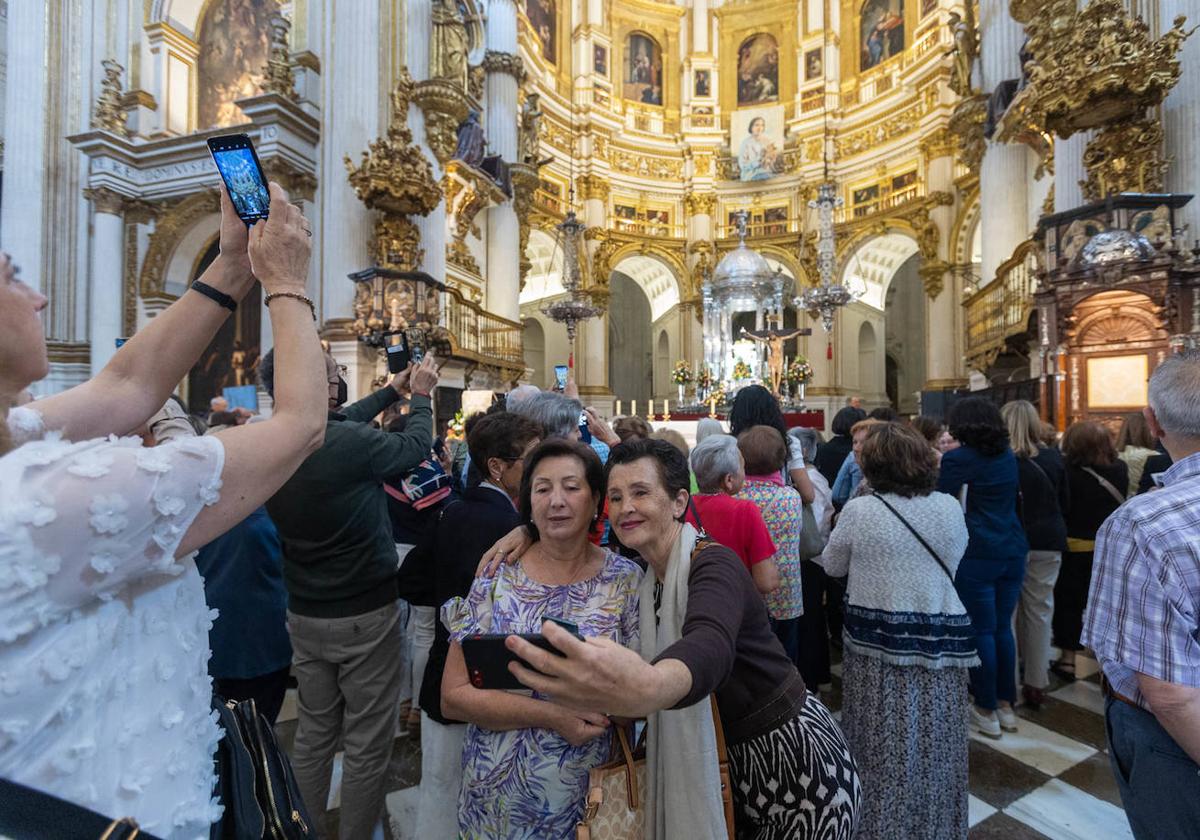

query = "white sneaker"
[997,705,1019,733]
[971,706,1002,739]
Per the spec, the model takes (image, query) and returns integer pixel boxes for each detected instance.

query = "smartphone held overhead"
[207,133,271,224]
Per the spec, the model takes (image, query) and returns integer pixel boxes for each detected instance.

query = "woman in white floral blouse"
[0,182,325,838]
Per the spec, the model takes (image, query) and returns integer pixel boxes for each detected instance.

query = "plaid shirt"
[1082,451,1200,710]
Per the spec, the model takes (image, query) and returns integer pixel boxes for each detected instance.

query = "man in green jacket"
[261,348,440,839]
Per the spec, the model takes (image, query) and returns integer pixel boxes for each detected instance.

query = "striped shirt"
[1082,451,1200,710]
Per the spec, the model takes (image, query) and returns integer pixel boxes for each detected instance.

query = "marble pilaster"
[484,0,522,322]
[85,189,128,374]
[1162,0,1200,237]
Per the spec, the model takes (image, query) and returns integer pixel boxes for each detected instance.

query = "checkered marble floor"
[274,651,1133,840]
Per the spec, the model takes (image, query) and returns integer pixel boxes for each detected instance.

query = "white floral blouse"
[0,407,226,838]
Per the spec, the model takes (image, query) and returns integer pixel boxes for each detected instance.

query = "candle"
[662,399,668,416]
[616,399,622,416]
[631,399,637,418]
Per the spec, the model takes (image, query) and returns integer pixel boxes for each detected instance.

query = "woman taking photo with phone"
[0,183,325,836]
[502,438,861,840]
[440,438,642,839]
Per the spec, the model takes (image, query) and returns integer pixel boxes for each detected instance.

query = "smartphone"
[207,133,271,224]
[578,410,592,444]
[554,364,569,392]
[386,336,412,374]
[461,619,584,691]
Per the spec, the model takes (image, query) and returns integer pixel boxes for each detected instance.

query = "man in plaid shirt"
[1082,350,1200,840]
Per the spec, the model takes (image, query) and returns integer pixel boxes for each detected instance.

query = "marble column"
[407,0,447,284]
[692,0,710,52]
[484,3,522,322]
[1162,0,1200,238]
[926,155,967,387]
[84,189,128,375]
[1054,132,1089,214]
[577,194,611,399]
[978,0,1030,285]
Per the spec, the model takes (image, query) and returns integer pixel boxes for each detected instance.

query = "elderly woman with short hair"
[505,438,861,839]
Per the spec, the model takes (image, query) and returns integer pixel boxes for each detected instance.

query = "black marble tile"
[969,811,1054,840]
[968,739,1053,810]
[1057,751,1124,808]
[1016,695,1108,752]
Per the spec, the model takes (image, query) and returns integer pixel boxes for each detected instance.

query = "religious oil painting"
[197,0,279,129]
[694,69,712,98]
[594,44,608,76]
[853,183,880,206]
[732,105,785,182]
[624,32,664,106]
[737,34,780,105]
[526,0,556,63]
[804,48,823,81]
[860,0,904,71]
[763,207,788,235]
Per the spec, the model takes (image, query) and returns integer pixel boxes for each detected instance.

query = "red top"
[685,494,777,570]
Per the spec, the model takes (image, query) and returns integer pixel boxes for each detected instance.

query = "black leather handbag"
[0,776,162,840]
[211,696,314,840]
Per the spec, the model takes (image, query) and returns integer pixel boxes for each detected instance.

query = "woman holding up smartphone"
[440,438,642,839]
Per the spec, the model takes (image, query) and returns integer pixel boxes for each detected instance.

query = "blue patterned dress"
[444,550,642,840]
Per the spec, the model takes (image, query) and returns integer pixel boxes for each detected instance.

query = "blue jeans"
[955,555,1024,710]
[1106,696,1200,839]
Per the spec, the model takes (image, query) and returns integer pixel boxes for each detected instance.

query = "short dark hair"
[518,438,605,541]
[259,348,276,399]
[868,406,899,422]
[831,406,867,437]
[605,437,691,520]
[468,412,542,473]
[737,425,787,475]
[1061,420,1117,468]
[911,415,942,446]
[947,396,1010,457]
[859,423,937,497]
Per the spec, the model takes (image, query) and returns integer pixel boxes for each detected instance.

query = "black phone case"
[462,633,567,691]
[207,133,270,224]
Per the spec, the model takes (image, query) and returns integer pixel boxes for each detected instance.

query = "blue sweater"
[936,445,1028,563]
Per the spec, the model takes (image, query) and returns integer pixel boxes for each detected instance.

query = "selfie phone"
[207,133,271,224]
[554,364,569,391]
[386,335,412,374]
[461,619,584,691]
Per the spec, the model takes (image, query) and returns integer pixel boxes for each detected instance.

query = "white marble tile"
[386,787,421,840]
[278,688,298,723]
[1050,679,1106,717]
[969,795,997,827]
[969,716,1096,776]
[327,751,344,811]
[1006,778,1134,840]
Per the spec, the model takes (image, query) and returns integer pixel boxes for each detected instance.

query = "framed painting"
[860,0,904,71]
[737,33,780,105]
[624,32,664,105]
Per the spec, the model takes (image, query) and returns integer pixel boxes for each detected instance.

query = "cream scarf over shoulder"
[638,522,726,839]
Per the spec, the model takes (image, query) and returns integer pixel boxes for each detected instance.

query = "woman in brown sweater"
[505,438,861,839]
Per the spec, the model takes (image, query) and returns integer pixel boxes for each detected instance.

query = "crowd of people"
[1,180,1198,840]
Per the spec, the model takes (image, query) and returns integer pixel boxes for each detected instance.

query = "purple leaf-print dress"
[444,550,642,839]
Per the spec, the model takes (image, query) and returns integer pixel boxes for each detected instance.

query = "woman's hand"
[584,407,620,447]
[550,706,611,747]
[476,525,534,577]
[506,622,692,719]
[216,185,253,288]
[248,183,313,295]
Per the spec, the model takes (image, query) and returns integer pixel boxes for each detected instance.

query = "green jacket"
[266,387,433,617]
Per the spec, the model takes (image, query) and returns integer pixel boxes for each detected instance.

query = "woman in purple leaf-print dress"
[441,440,641,839]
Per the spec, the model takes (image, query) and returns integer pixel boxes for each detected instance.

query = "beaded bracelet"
[264,291,317,321]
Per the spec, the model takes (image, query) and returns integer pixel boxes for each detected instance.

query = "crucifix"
[741,315,812,396]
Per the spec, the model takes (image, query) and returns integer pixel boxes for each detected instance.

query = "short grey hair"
[690,434,741,493]
[695,417,726,444]
[511,390,583,438]
[1149,350,1200,439]
[506,384,540,410]
[789,427,822,464]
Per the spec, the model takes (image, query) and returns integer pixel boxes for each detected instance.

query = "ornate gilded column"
[577,176,612,401]
[83,188,129,374]
[684,191,715,372]
[1162,0,1200,237]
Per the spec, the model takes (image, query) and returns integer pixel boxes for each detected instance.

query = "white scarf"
[638,523,726,839]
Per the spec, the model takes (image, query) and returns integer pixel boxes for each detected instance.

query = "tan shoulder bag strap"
[1082,466,1126,507]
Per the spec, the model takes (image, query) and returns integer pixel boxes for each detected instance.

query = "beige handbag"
[575,697,735,840]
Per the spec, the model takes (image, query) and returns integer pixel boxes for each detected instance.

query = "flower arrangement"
[786,356,814,385]
[732,359,753,381]
[447,409,466,441]
[671,360,694,385]
[709,383,728,406]
[696,364,713,393]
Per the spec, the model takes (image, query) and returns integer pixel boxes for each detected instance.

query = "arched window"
[736,34,780,105]
[623,32,663,106]
[197,0,280,129]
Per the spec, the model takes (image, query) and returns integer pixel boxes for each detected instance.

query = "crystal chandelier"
[796,182,860,332]
[541,210,604,343]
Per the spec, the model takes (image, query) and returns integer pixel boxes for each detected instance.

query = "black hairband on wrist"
[191,280,237,313]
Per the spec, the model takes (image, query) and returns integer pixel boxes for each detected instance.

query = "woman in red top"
[687,434,780,594]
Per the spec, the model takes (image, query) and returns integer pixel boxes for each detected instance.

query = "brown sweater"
[654,545,807,744]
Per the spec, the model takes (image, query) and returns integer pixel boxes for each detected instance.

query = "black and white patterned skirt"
[728,692,862,840]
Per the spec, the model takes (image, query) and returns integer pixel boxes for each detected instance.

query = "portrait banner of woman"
[624,32,664,106]
[732,105,785,182]
[525,0,556,63]
[860,0,905,71]
[736,33,780,106]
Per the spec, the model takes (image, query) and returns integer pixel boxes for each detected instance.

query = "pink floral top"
[738,476,804,619]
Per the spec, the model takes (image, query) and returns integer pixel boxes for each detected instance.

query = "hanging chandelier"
[796,182,860,332]
[540,210,604,343]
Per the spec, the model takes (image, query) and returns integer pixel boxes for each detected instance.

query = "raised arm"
[34,187,258,441]
[177,185,326,556]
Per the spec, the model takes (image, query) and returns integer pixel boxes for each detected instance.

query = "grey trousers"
[287,602,404,840]
[1017,550,1061,690]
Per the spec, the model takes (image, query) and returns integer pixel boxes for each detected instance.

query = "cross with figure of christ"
[741,316,812,396]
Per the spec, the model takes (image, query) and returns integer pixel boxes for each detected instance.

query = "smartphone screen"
[207,134,271,224]
[554,365,568,391]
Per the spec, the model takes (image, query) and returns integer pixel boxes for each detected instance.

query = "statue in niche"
[946,10,978,96]
[454,111,487,168]
[432,0,469,87]
[519,93,544,165]
[388,297,408,332]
